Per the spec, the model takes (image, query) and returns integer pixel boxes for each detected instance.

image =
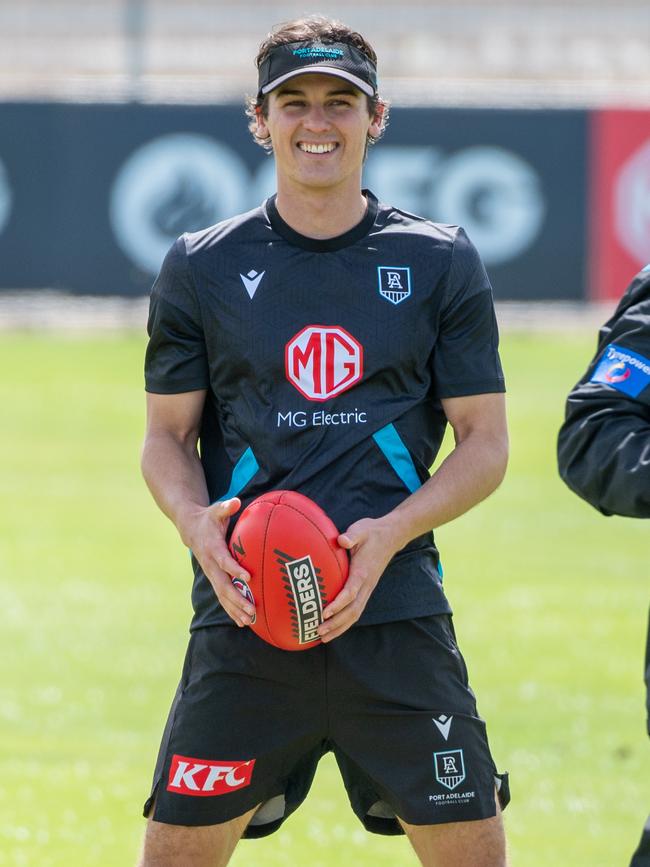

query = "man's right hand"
[183,498,256,627]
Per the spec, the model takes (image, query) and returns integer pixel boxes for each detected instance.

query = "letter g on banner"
[433,146,545,267]
[366,144,545,268]
[109,134,249,275]
[0,156,12,237]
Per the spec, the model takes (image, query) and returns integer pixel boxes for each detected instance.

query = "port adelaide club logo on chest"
[377,266,411,305]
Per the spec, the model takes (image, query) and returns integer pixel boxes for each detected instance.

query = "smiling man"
[138,16,510,867]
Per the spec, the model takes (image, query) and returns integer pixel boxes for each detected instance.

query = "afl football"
[229,491,348,650]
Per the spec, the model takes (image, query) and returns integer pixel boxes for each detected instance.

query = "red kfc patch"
[167,755,255,796]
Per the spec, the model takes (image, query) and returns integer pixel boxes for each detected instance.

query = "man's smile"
[297,142,339,154]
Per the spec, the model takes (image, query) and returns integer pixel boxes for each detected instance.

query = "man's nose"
[302,105,330,132]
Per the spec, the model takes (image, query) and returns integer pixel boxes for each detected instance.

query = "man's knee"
[137,801,258,867]
[399,808,507,867]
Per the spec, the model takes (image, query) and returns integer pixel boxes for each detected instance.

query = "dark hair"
[245,16,389,152]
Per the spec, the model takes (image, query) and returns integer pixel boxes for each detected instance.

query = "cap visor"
[261,66,375,97]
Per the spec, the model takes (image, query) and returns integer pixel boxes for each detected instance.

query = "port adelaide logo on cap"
[274,549,327,644]
[378,266,412,305]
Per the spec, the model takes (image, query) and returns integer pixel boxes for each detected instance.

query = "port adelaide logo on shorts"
[377,266,411,305]
[275,549,327,644]
[429,748,476,808]
[434,749,466,791]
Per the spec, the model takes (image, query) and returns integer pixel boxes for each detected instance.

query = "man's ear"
[256,105,270,141]
[368,100,386,140]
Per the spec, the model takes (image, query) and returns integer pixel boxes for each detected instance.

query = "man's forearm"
[386,430,508,550]
[141,431,210,548]
[140,415,255,627]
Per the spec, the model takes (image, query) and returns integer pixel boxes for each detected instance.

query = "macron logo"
[432,714,453,741]
[240,269,265,299]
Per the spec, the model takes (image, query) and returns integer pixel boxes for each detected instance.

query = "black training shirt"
[145,191,505,629]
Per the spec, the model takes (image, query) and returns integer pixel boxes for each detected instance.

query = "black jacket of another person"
[558,266,650,734]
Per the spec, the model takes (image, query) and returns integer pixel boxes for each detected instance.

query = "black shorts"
[143,615,510,836]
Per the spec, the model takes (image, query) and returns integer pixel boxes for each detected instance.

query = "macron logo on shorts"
[167,755,256,796]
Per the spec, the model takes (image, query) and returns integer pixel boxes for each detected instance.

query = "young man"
[558,265,650,867]
[139,16,509,867]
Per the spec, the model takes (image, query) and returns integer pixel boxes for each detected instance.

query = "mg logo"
[285,325,363,401]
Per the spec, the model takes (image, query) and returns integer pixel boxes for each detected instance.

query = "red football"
[229,491,349,651]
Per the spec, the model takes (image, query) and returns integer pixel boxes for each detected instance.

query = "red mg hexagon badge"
[285,325,363,401]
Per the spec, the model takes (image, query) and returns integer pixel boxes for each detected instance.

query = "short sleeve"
[144,237,210,394]
[432,228,505,398]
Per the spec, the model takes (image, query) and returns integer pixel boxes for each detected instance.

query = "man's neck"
[274,183,368,240]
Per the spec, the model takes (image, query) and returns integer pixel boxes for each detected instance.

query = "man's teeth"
[299,143,337,153]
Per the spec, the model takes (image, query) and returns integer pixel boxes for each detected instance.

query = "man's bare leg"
[137,802,259,867]
[399,799,507,867]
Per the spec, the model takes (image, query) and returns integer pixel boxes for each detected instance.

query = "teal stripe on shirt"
[218,446,260,501]
[372,423,422,494]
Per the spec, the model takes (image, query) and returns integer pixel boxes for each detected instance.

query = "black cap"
[258,41,378,99]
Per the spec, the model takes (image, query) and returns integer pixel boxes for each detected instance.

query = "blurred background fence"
[0,0,648,299]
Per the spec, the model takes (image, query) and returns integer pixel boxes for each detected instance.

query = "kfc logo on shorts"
[285,325,363,401]
[167,755,256,796]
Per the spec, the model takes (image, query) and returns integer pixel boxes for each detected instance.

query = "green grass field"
[0,330,648,866]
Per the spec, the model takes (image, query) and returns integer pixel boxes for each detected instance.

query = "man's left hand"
[318,515,404,643]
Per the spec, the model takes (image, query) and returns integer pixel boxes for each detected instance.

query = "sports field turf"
[0,330,647,866]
